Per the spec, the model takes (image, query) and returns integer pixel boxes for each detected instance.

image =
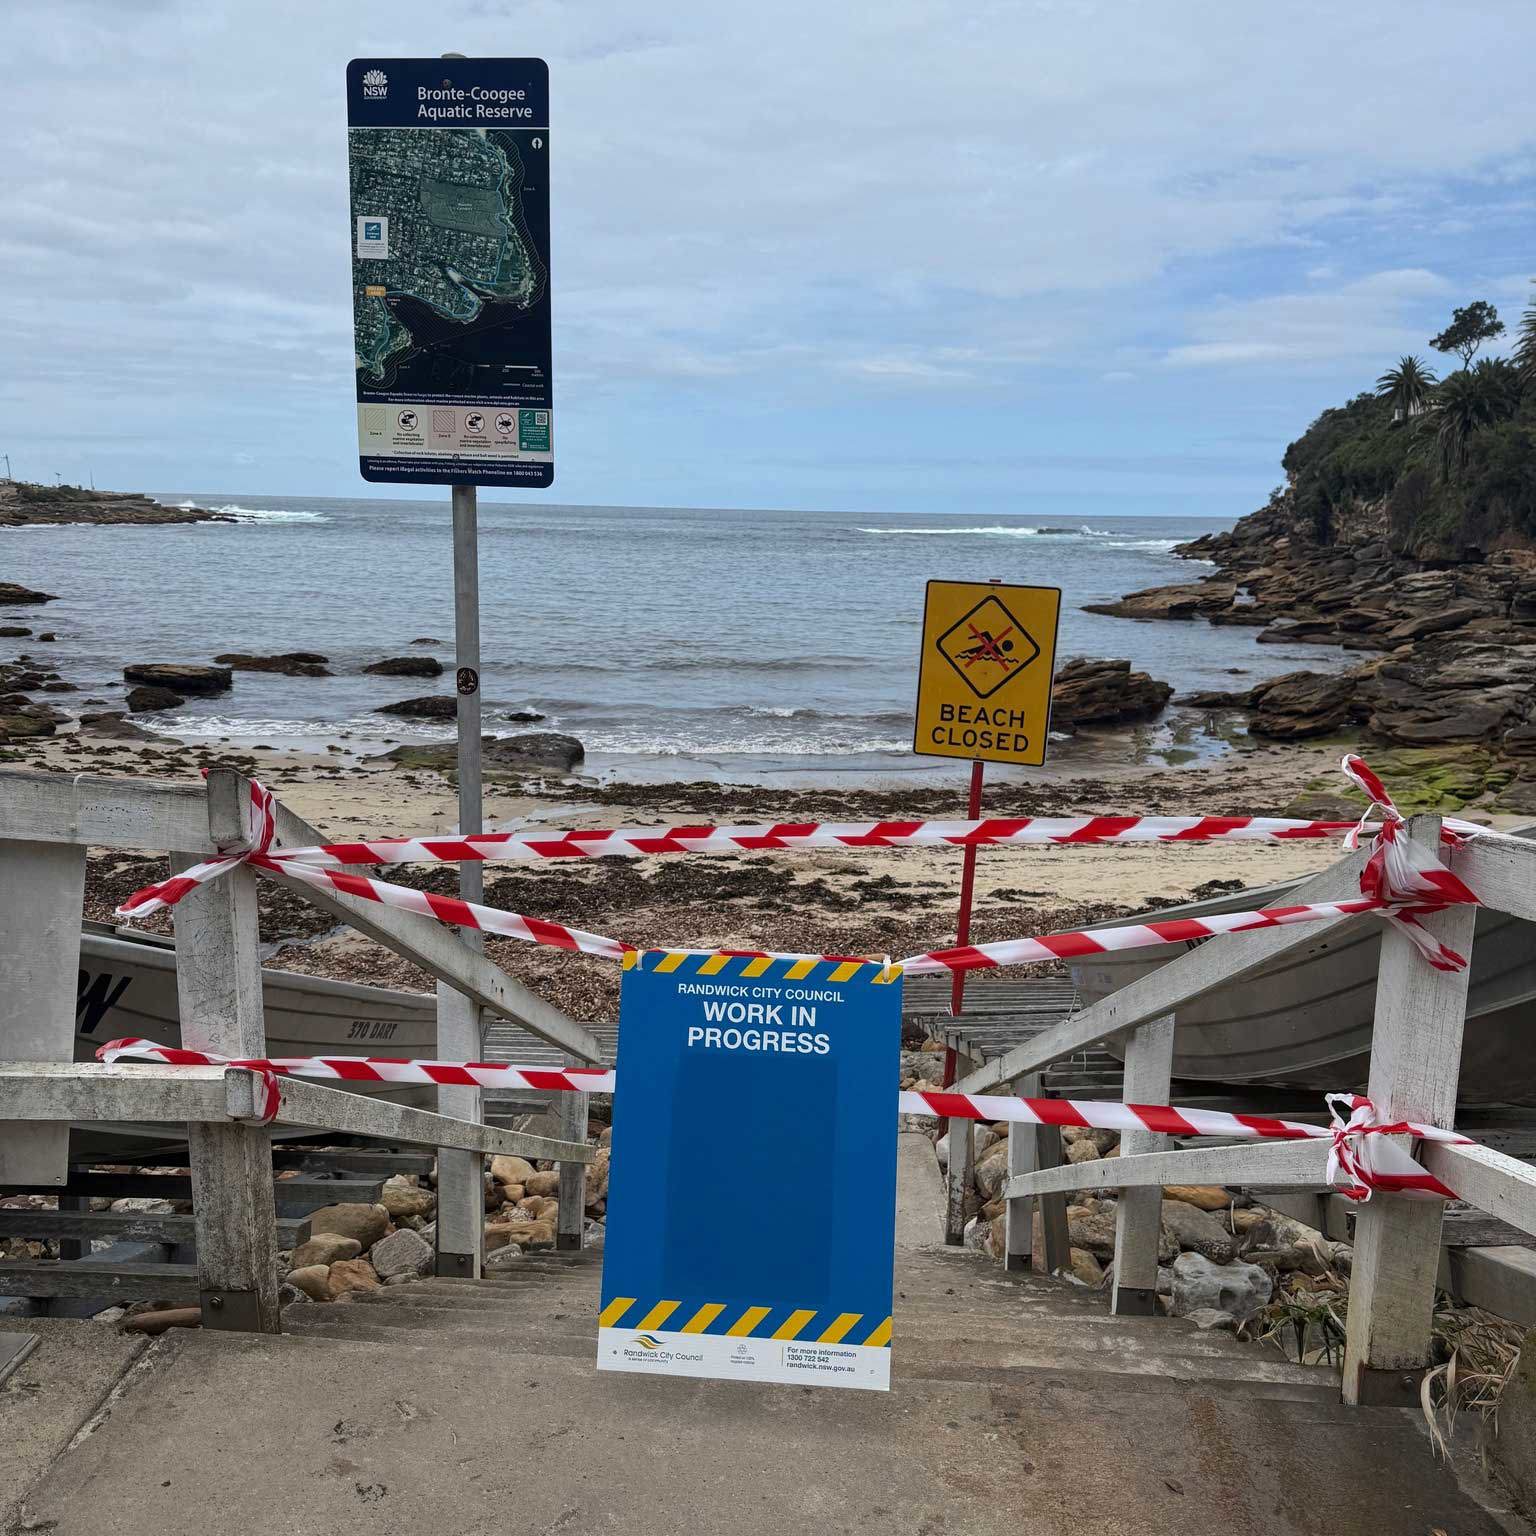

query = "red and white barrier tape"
[115,756,1495,976]
[96,1037,1466,1202]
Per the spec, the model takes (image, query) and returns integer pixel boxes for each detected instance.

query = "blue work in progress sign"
[598,952,902,1391]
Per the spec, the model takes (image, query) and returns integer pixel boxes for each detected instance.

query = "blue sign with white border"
[599,951,901,1391]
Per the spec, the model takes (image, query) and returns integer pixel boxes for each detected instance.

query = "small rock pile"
[914,1050,1352,1336]
[276,1143,611,1305]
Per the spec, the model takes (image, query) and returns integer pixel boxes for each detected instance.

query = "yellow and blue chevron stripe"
[621,950,900,985]
[598,1296,892,1348]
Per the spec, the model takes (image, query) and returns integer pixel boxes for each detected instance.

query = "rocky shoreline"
[1089,484,1536,812]
[0,481,228,528]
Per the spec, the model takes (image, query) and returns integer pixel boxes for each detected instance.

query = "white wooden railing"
[944,815,1536,1404]
[0,767,600,1329]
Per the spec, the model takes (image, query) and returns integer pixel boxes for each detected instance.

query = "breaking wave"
[170,500,329,524]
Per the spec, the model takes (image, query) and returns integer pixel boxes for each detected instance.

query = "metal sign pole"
[451,483,484,918]
[443,47,484,927]
[949,758,985,1016]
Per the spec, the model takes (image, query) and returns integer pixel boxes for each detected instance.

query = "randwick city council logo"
[362,68,388,99]
[633,1334,663,1351]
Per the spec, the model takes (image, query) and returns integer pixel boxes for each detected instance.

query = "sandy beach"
[12,726,1379,1028]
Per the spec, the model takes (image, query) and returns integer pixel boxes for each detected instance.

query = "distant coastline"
[0,479,230,528]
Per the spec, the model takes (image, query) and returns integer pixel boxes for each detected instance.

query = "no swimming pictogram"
[934,593,1042,699]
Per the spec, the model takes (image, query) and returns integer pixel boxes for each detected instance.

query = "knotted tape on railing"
[96,1037,1468,1202]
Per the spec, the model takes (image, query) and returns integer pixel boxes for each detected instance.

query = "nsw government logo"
[362,68,388,99]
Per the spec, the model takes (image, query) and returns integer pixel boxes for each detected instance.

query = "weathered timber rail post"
[435,983,484,1277]
[175,769,280,1331]
[0,835,84,1187]
[1003,1073,1040,1271]
[1110,1013,1174,1315]
[943,1050,976,1245]
[555,1057,587,1250]
[1342,814,1476,1404]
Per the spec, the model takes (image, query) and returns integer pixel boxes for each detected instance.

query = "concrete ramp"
[5,1139,1522,1535]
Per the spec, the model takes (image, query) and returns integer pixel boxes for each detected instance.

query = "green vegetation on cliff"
[1281,290,1536,560]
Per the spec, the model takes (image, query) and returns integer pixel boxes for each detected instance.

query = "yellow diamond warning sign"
[914,580,1061,766]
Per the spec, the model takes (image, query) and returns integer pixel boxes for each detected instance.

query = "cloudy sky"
[2,0,1532,516]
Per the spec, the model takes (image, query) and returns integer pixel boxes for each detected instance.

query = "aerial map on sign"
[346,58,552,487]
[349,129,545,383]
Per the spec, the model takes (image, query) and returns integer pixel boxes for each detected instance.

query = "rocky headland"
[1091,362,1536,811]
[0,480,229,528]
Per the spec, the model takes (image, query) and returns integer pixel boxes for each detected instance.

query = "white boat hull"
[67,924,440,1159]
[1069,870,1536,1107]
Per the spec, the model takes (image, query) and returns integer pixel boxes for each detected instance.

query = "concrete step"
[280,1309,1337,1399]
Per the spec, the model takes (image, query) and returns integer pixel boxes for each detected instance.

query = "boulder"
[1168,1253,1271,1323]
[1062,1127,1117,1154]
[484,1222,521,1252]
[1160,1199,1236,1263]
[974,1143,1009,1201]
[364,655,443,677]
[1050,657,1172,729]
[1068,1204,1176,1264]
[327,1257,382,1296]
[499,1218,555,1250]
[0,582,56,604]
[483,732,585,773]
[304,1201,389,1249]
[484,1243,526,1272]
[368,1226,433,1280]
[523,1170,562,1198]
[285,1264,333,1302]
[1248,670,1361,740]
[490,1155,537,1186]
[1069,1248,1105,1287]
[584,1150,610,1208]
[122,1307,203,1335]
[122,663,231,695]
[376,694,458,718]
[0,712,56,740]
[0,625,32,637]
[125,684,186,712]
[379,1176,435,1221]
[77,711,155,740]
[1243,1211,1342,1275]
[504,709,546,723]
[290,1234,361,1269]
[1161,1185,1232,1212]
[962,1215,991,1255]
[213,652,330,677]
[1065,1139,1104,1165]
[1183,1308,1238,1332]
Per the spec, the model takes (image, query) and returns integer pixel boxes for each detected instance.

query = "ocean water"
[4,497,1337,783]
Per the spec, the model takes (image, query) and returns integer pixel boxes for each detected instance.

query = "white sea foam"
[857,525,1049,537]
[856,524,1178,546]
[170,500,328,524]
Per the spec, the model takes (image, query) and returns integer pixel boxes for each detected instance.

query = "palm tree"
[1376,355,1437,420]
[1423,361,1522,479]
[1516,283,1536,389]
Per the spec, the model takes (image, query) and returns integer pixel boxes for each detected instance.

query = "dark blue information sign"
[345,58,552,487]
[599,952,901,1391]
